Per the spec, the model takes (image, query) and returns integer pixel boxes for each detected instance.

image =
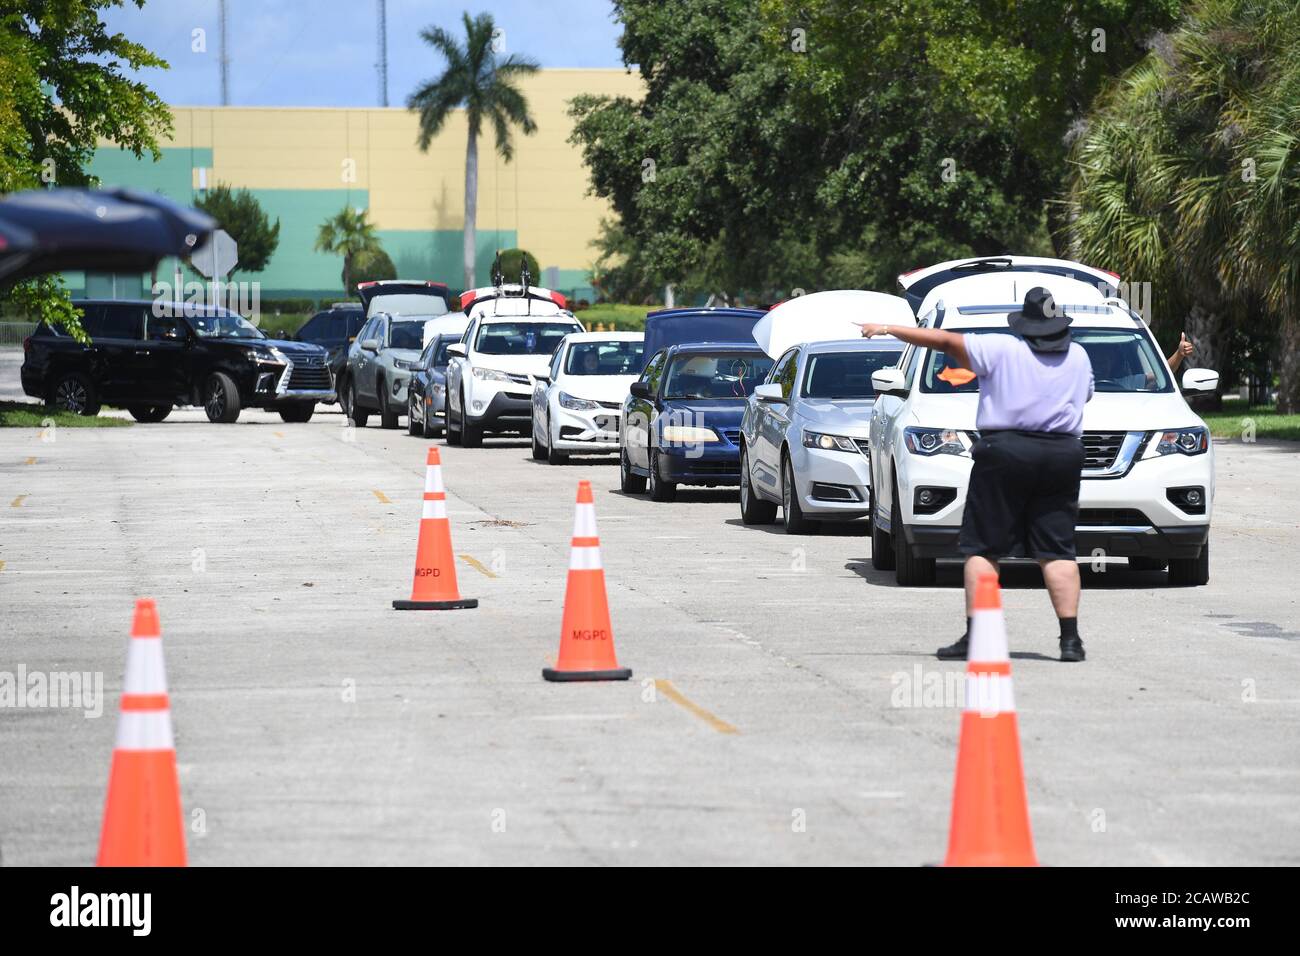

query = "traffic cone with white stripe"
[943,574,1038,866]
[393,447,478,610]
[97,598,186,867]
[543,480,631,682]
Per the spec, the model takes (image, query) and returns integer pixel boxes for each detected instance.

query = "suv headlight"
[802,429,859,453]
[472,366,511,382]
[392,357,417,371]
[1142,426,1209,458]
[246,346,286,365]
[559,391,600,411]
[661,425,718,444]
[903,426,973,456]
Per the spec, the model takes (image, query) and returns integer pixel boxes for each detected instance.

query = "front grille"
[507,372,531,386]
[1082,431,1125,470]
[718,428,741,446]
[287,365,332,390]
[687,460,740,475]
[853,437,870,456]
[1077,508,1151,527]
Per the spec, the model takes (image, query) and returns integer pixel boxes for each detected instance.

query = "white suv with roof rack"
[868,259,1218,587]
[443,278,583,447]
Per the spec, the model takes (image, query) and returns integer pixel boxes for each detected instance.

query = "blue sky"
[101,0,627,107]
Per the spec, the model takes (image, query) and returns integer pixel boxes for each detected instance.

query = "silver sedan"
[738,338,904,533]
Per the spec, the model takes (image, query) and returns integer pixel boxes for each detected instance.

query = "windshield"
[368,293,449,318]
[803,350,903,399]
[662,352,775,399]
[565,340,644,376]
[388,320,426,350]
[188,311,265,340]
[920,327,1171,394]
[475,322,579,356]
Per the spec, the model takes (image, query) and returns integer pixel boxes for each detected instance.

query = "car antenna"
[520,256,533,314]
[490,251,504,316]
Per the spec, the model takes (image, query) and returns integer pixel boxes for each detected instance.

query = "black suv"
[292,303,366,393]
[20,299,335,423]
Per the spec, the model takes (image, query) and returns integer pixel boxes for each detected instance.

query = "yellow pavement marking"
[654,679,739,735]
[23,457,36,465]
[458,554,497,578]
[0,561,5,573]
[10,495,27,508]
[273,431,285,438]
[372,490,392,504]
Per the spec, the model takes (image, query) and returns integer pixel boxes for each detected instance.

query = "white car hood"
[554,374,637,403]
[910,390,1199,431]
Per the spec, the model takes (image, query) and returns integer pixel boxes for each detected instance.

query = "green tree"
[193,184,280,274]
[0,0,172,339]
[407,12,539,290]
[1063,0,1300,411]
[495,248,539,283]
[351,246,397,286]
[314,205,383,295]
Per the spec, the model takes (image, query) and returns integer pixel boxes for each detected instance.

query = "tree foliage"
[314,205,384,295]
[193,184,280,274]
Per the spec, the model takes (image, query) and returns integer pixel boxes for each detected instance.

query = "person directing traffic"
[858,287,1094,662]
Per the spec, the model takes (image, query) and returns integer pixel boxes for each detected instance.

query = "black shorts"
[958,430,1085,561]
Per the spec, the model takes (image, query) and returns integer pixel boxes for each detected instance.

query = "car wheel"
[739,447,777,524]
[546,415,568,464]
[445,392,462,444]
[531,416,547,459]
[50,372,101,416]
[620,443,647,494]
[203,371,241,424]
[346,381,369,428]
[1167,544,1209,586]
[781,454,816,534]
[378,378,400,429]
[277,402,315,423]
[461,397,483,448]
[871,506,896,571]
[891,472,935,585]
[127,403,171,423]
[647,449,677,502]
[407,396,422,436]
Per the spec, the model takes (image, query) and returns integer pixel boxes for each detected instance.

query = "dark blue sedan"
[620,342,774,501]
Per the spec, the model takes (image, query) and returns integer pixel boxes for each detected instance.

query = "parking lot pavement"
[1,408,1298,865]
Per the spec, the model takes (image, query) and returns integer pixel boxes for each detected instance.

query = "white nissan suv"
[868,267,1218,587]
[443,283,583,447]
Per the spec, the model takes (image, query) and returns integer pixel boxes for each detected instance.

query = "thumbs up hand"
[1179,332,1194,357]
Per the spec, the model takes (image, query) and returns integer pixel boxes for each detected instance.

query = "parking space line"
[458,554,497,578]
[372,490,392,504]
[11,495,27,508]
[654,679,739,735]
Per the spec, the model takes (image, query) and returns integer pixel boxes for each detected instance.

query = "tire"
[407,396,422,436]
[546,415,568,464]
[460,397,483,448]
[346,381,369,428]
[739,446,778,524]
[203,371,241,424]
[647,448,677,502]
[1168,544,1210,586]
[620,443,646,494]
[277,402,315,423]
[50,372,101,416]
[781,454,816,534]
[892,472,935,585]
[871,508,896,570]
[445,391,462,445]
[378,378,400,429]
[127,403,171,423]
[531,417,547,459]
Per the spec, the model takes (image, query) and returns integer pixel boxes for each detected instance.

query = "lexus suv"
[21,299,333,423]
[444,283,583,446]
[868,272,1217,586]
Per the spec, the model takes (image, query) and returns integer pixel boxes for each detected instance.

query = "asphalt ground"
[1,380,1298,865]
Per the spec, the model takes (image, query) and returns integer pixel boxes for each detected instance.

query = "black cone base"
[393,597,479,610]
[542,667,632,682]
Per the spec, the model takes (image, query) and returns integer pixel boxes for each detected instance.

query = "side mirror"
[446,342,467,358]
[359,337,380,352]
[1181,367,1219,393]
[629,381,652,400]
[754,383,785,403]
[872,368,908,398]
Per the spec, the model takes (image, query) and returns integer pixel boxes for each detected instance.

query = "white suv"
[444,284,583,447]
[868,270,1218,587]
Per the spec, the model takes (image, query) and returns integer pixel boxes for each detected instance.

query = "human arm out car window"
[857,324,971,370]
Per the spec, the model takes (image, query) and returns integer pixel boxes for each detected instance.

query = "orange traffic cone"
[943,574,1038,866]
[393,447,478,610]
[97,598,186,867]
[543,481,631,682]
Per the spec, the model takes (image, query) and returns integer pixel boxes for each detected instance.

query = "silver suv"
[340,314,431,428]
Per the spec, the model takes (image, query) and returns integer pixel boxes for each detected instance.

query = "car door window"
[770,348,799,400]
[146,313,184,341]
[643,350,667,393]
[550,344,565,381]
[298,314,325,342]
[98,305,145,340]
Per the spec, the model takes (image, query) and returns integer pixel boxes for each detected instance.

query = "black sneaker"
[1059,635,1085,662]
[936,635,969,660]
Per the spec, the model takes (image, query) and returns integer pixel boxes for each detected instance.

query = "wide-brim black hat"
[1009,286,1072,352]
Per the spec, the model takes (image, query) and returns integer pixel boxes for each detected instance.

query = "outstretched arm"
[856,323,971,370]
[1167,332,1193,373]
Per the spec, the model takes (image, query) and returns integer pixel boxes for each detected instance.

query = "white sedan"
[531,331,645,464]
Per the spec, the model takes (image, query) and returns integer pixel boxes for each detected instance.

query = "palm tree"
[407,12,539,290]
[315,205,384,294]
